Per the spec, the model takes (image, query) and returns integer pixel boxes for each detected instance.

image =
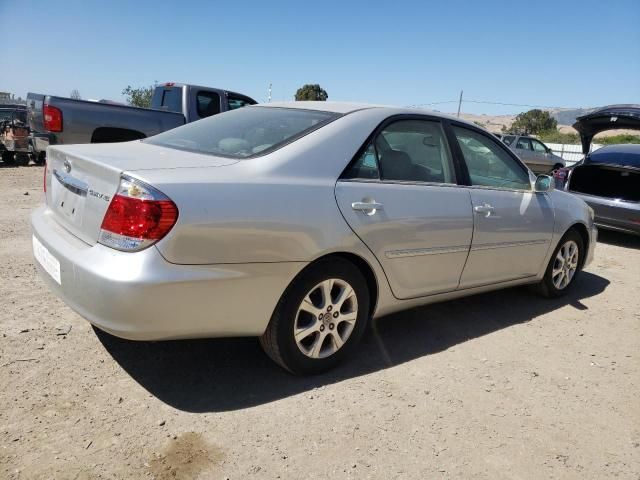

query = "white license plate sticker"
[33,235,61,285]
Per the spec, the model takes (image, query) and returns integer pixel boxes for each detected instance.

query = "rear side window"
[343,119,455,183]
[145,107,338,159]
[196,91,221,118]
[453,126,531,190]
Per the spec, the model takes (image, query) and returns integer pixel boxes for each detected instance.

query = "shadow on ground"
[96,272,609,412]
[597,229,640,249]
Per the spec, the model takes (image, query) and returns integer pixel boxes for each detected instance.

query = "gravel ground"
[1,165,639,479]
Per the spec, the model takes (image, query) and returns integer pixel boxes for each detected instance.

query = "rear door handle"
[473,203,494,217]
[352,201,383,216]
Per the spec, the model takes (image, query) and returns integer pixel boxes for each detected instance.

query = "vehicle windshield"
[145,106,339,158]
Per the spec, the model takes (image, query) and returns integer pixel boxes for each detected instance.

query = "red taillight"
[101,195,178,240]
[98,176,178,251]
[43,104,63,132]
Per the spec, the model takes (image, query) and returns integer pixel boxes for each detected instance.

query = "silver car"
[501,134,565,174]
[32,103,597,374]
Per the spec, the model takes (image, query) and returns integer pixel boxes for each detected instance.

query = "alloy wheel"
[552,240,579,290]
[294,278,358,359]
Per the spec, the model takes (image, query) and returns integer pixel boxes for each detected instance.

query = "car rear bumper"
[31,205,306,340]
[571,193,640,236]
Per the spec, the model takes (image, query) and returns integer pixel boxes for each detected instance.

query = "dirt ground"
[1,165,639,479]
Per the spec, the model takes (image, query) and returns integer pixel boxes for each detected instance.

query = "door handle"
[352,201,383,216]
[473,203,494,217]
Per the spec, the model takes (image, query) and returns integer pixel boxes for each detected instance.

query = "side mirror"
[534,174,554,192]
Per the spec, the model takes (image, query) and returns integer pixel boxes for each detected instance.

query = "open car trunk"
[568,164,640,202]
[573,105,640,154]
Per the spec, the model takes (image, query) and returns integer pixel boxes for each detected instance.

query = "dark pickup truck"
[27,83,256,159]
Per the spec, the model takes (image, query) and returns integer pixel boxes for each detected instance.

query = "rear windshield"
[145,106,338,158]
[154,87,183,113]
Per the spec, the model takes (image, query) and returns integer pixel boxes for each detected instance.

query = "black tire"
[537,228,584,298]
[1,150,15,165]
[260,257,370,375]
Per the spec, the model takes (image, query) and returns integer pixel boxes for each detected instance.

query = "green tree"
[510,109,558,135]
[294,84,328,101]
[122,85,154,108]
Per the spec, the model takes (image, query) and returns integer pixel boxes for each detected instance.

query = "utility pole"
[456,90,463,117]
[268,83,272,103]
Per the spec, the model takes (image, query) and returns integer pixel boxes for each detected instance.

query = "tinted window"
[145,107,337,159]
[502,135,516,146]
[158,88,182,113]
[516,137,533,150]
[531,139,547,153]
[453,126,531,190]
[376,120,454,183]
[342,143,379,180]
[196,91,221,118]
[228,95,255,110]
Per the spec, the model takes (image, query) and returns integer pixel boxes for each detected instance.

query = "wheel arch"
[292,251,380,317]
[90,127,146,143]
[567,222,590,269]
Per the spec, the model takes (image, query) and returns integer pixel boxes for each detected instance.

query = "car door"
[449,125,555,288]
[335,117,474,299]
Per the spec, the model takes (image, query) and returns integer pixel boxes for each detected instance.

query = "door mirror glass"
[534,175,554,192]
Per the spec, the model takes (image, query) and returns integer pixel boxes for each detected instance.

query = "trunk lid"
[45,141,238,245]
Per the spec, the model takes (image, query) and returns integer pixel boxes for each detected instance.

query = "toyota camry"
[32,102,597,374]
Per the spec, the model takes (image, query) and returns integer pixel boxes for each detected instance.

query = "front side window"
[453,126,531,190]
[196,91,221,118]
[531,139,548,153]
[145,106,337,159]
[516,137,533,150]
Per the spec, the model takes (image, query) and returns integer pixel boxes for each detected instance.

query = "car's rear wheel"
[537,229,584,297]
[260,258,370,375]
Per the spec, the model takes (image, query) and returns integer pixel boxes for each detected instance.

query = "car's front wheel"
[260,258,370,375]
[537,229,584,297]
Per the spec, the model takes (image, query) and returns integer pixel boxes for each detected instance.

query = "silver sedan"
[32,102,597,374]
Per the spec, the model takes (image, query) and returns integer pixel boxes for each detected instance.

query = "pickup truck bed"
[27,83,257,158]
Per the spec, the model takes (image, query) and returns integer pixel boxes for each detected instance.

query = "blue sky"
[1,0,638,115]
